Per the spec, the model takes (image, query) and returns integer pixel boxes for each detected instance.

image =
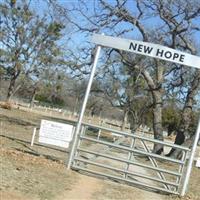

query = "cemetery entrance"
[67,34,200,196]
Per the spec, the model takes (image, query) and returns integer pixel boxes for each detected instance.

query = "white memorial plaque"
[39,120,74,148]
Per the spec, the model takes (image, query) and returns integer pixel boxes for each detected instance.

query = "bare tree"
[149,0,200,157]
[50,0,200,155]
[0,0,65,101]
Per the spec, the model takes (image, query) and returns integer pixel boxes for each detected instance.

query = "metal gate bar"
[72,165,180,195]
[68,121,194,195]
[140,140,171,190]
[79,135,186,164]
[81,122,190,151]
[176,151,187,185]
[76,134,184,192]
[124,138,136,178]
[77,148,181,176]
[74,157,179,187]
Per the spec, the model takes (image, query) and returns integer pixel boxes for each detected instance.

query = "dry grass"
[0,148,78,200]
[0,107,199,200]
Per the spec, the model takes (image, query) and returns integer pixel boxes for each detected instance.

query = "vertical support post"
[140,139,170,190]
[67,45,101,169]
[181,117,200,196]
[175,151,187,192]
[97,129,101,140]
[73,125,85,166]
[176,151,186,184]
[31,127,37,146]
[124,137,136,178]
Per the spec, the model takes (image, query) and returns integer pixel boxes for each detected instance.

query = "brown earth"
[0,106,199,200]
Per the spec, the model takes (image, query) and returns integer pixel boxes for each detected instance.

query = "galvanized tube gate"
[67,121,200,196]
[67,33,200,196]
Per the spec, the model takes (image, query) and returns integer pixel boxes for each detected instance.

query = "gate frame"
[67,33,200,196]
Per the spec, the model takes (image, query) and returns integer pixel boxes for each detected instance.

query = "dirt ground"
[0,107,199,200]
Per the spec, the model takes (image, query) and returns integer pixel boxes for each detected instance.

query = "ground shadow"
[0,135,69,153]
[1,134,70,165]
[0,114,38,127]
[73,168,169,196]
[14,148,65,163]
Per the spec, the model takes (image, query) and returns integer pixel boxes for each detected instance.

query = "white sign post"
[31,127,37,146]
[67,44,102,169]
[38,120,74,148]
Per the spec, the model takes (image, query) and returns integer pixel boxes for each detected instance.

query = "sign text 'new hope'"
[91,34,200,69]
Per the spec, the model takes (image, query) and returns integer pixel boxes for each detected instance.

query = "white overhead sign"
[91,34,200,69]
[39,120,74,148]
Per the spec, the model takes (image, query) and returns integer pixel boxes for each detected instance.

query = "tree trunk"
[141,67,164,154]
[128,110,139,131]
[6,62,21,102]
[152,91,164,154]
[121,109,129,131]
[167,70,200,158]
[6,76,16,102]
[29,87,37,108]
[73,97,79,116]
[99,108,103,119]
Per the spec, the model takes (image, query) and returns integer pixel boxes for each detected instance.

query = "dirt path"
[56,172,165,200]
[56,174,103,200]
[74,143,166,200]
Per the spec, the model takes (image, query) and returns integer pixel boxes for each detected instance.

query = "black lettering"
[138,44,143,52]
[179,54,185,62]
[129,42,137,51]
[144,46,153,54]
[165,51,172,59]
[172,53,179,60]
[156,49,164,57]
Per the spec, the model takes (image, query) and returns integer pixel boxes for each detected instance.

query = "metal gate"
[66,34,200,196]
[67,122,196,196]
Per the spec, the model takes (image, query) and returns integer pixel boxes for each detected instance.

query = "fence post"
[31,128,37,146]
[181,117,200,196]
[67,45,102,169]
